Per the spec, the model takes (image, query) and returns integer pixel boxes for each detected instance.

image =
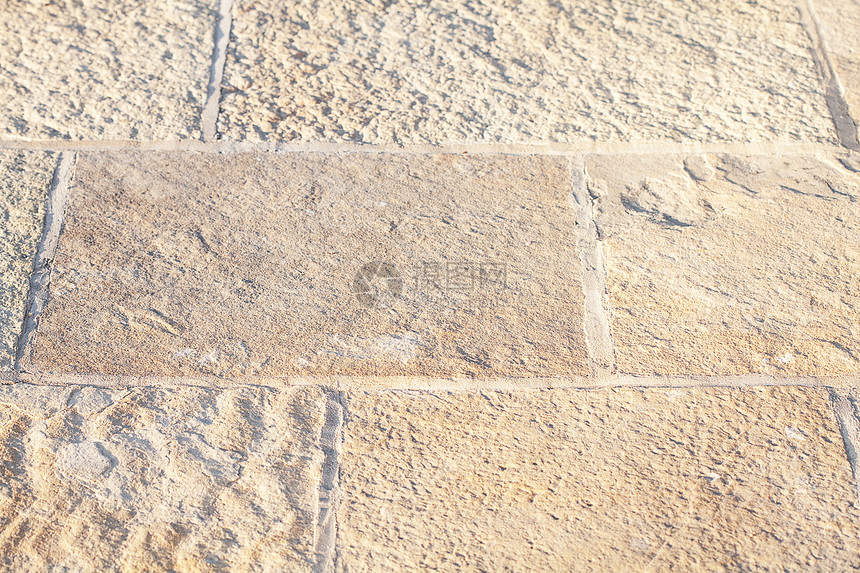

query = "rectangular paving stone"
[30,151,587,379]
[0,383,327,571]
[0,151,54,370]
[219,0,836,144]
[587,153,860,376]
[0,0,216,141]
[813,0,860,130]
[339,387,860,572]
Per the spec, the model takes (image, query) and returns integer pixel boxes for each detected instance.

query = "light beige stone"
[0,382,327,571]
[813,0,860,128]
[219,0,836,144]
[339,386,860,572]
[0,151,54,369]
[588,153,860,376]
[0,0,216,141]
[31,151,587,379]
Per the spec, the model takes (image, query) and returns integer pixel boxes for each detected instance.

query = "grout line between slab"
[0,139,851,158]
[568,156,615,378]
[6,372,860,391]
[201,0,234,142]
[797,0,860,150]
[313,391,343,573]
[828,390,860,497]
[14,152,75,375]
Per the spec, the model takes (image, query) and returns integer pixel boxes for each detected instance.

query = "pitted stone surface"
[0,383,326,572]
[339,387,860,571]
[588,153,860,376]
[0,151,54,369]
[219,0,836,144]
[32,151,586,378]
[0,0,216,141]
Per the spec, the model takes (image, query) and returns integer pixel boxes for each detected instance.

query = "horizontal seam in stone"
[4,372,860,391]
[0,140,851,157]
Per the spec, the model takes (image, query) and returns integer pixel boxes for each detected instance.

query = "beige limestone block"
[588,153,860,376]
[0,383,327,571]
[813,0,860,128]
[30,151,587,379]
[0,0,217,141]
[219,0,836,144]
[0,151,54,370]
[339,386,860,572]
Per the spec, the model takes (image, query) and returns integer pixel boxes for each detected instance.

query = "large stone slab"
[339,387,860,571]
[0,0,216,141]
[30,151,587,379]
[219,0,836,144]
[813,0,860,129]
[0,383,327,571]
[0,151,54,370]
[588,153,860,376]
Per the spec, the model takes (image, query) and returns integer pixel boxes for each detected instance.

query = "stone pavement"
[1,0,859,570]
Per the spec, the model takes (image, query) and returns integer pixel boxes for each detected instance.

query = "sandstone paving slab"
[0,0,217,141]
[339,386,860,572]
[587,153,860,376]
[219,0,836,144]
[30,151,587,379]
[0,382,328,572]
[813,0,860,128]
[0,151,54,370]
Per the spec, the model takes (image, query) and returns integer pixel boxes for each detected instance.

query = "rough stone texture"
[0,0,216,141]
[0,151,54,370]
[813,0,860,126]
[340,387,860,571]
[219,0,836,144]
[588,153,860,376]
[31,151,586,378]
[0,383,327,571]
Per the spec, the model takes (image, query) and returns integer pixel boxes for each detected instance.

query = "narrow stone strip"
[0,139,848,157]
[12,371,860,391]
[569,156,615,377]
[797,0,860,149]
[829,390,860,496]
[201,0,234,142]
[14,152,75,373]
[313,391,344,573]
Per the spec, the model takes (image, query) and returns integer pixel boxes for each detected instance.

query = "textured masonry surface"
[340,387,860,572]
[219,0,838,144]
[588,152,860,376]
[0,0,859,569]
[31,151,587,379]
[0,383,327,572]
[0,151,54,370]
[0,0,217,141]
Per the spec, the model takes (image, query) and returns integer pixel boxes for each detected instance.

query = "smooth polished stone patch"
[31,151,587,379]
